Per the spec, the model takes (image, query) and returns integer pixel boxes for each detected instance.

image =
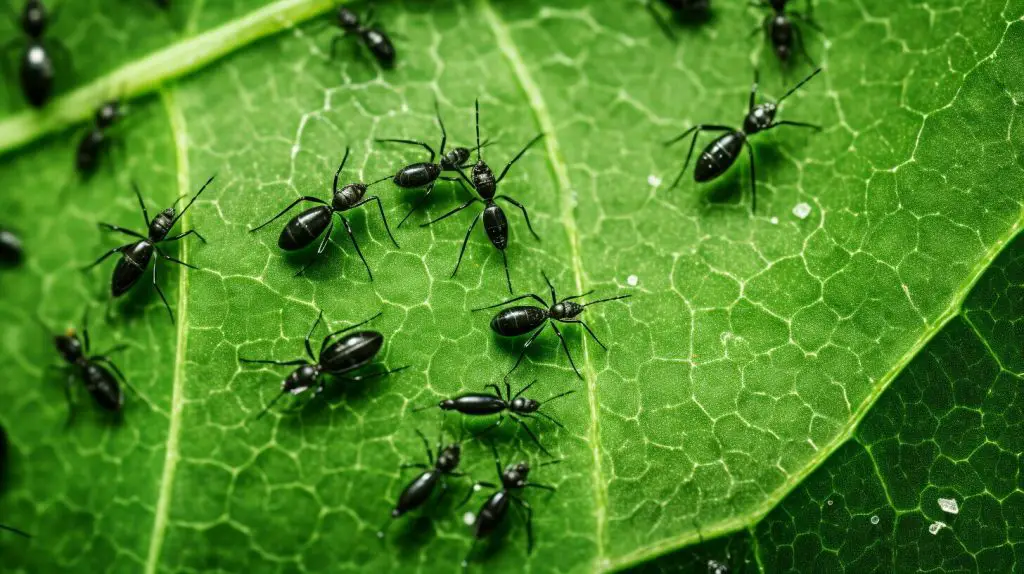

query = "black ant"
[378,426,468,538]
[376,99,490,228]
[645,0,712,40]
[329,7,395,68]
[249,147,398,280]
[423,99,544,294]
[415,379,574,457]
[3,0,71,108]
[474,272,631,380]
[84,176,213,323]
[459,444,558,568]
[752,0,822,68]
[239,311,406,419]
[76,99,124,178]
[0,227,23,265]
[41,309,134,427]
[664,67,822,212]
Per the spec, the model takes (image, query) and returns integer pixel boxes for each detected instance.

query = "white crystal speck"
[792,202,812,219]
[627,274,639,286]
[938,498,959,514]
[928,521,947,535]
[463,512,475,526]
[770,216,779,225]
[870,515,880,525]
[648,174,662,187]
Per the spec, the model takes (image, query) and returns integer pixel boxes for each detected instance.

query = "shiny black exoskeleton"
[460,445,558,568]
[645,0,712,40]
[377,100,489,228]
[329,7,395,68]
[0,424,30,538]
[423,99,544,294]
[378,428,467,537]
[7,0,68,108]
[416,379,573,456]
[44,310,132,427]
[752,0,821,67]
[664,67,822,212]
[84,176,214,323]
[250,147,397,280]
[76,99,123,178]
[239,310,405,419]
[0,228,23,265]
[475,272,631,380]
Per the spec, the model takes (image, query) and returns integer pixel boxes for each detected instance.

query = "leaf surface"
[0,0,1020,572]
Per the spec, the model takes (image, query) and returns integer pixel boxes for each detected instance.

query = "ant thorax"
[510,397,540,413]
[502,463,530,488]
[549,301,584,320]
[436,444,461,471]
[472,161,496,198]
[744,102,777,134]
[334,183,366,210]
[148,209,175,241]
[284,364,320,395]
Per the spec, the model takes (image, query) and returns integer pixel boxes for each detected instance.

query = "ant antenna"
[0,524,31,538]
[366,175,393,187]
[540,390,576,405]
[583,294,632,308]
[777,67,822,104]
[332,147,351,191]
[170,175,216,227]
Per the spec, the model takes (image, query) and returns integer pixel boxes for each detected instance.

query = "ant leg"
[352,196,399,248]
[152,259,175,324]
[743,139,758,214]
[163,229,206,244]
[63,372,77,428]
[93,343,128,357]
[400,462,430,471]
[414,428,435,464]
[450,212,482,279]
[575,320,608,350]
[523,481,557,492]
[305,310,324,360]
[511,379,538,400]
[255,390,290,420]
[0,524,30,537]
[319,311,383,353]
[239,358,308,366]
[495,133,545,183]
[81,307,92,352]
[750,68,761,112]
[92,357,136,395]
[511,414,551,457]
[398,181,435,229]
[506,326,546,378]
[455,480,497,509]
[295,219,334,277]
[541,270,557,302]
[98,223,146,240]
[250,197,327,232]
[339,213,372,281]
[548,322,582,380]
[484,383,503,397]
[420,197,480,227]
[155,248,199,270]
[562,290,595,302]
[495,196,540,241]
[81,244,129,271]
[470,293,548,311]
[510,496,535,553]
[131,181,151,229]
[338,365,408,383]
[791,24,818,68]
[328,33,348,61]
[374,138,435,163]
[644,0,676,42]
[500,249,512,295]
[528,410,567,430]
[663,125,732,191]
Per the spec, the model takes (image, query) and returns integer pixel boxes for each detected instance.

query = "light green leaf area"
[0,0,1020,572]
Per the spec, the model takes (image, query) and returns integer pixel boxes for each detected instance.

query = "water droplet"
[792,202,812,219]
[707,560,729,574]
[648,174,662,187]
[827,499,834,506]
[769,216,779,225]
[928,521,947,535]
[938,498,959,514]
[627,274,639,286]
[463,511,475,526]
[870,515,879,525]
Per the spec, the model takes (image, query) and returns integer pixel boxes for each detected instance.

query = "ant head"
[54,328,82,363]
[437,443,461,472]
[96,100,122,129]
[744,102,777,134]
[441,147,471,171]
[22,0,47,38]
[337,8,360,30]
[439,399,456,410]
[502,461,531,487]
[510,397,539,413]
[283,364,318,394]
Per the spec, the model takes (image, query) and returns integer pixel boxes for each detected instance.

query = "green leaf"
[0,0,1020,572]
